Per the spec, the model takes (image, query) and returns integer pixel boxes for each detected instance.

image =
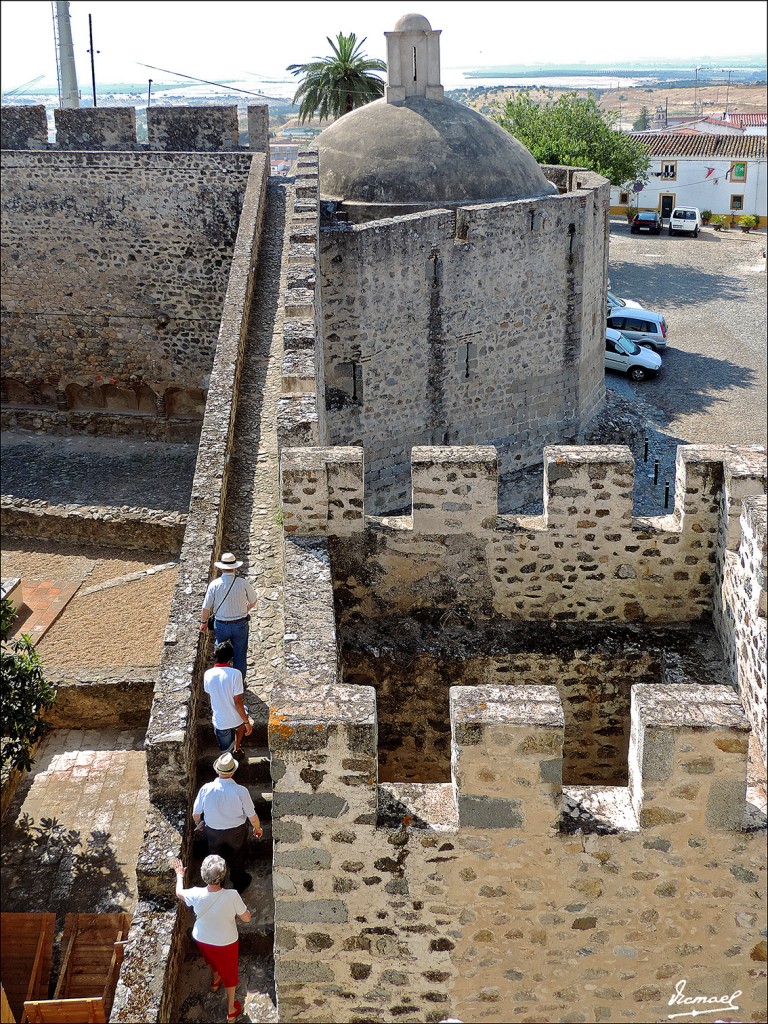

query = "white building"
[611,132,766,225]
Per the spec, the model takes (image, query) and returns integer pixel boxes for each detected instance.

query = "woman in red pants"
[173,854,250,1022]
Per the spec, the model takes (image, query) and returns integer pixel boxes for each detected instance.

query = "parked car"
[606,289,643,313]
[669,206,702,237]
[604,328,661,381]
[606,307,668,352]
[631,211,662,234]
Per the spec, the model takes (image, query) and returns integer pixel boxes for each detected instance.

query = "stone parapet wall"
[44,666,157,728]
[0,496,186,553]
[277,151,323,450]
[281,442,767,625]
[0,103,270,151]
[269,679,765,1022]
[318,173,610,513]
[0,105,48,149]
[113,152,269,1024]
[0,405,203,442]
[715,492,767,762]
[54,107,137,149]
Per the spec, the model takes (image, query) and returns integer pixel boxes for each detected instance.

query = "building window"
[730,161,747,183]
[730,195,744,212]
[619,191,629,205]
[661,162,677,180]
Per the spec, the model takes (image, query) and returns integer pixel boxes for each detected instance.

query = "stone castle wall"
[318,170,610,513]
[269,678,765,1023]
[0,104,269,439]
[110,151,271,1024]
[282,443,767,626]
[273,441,767,1022]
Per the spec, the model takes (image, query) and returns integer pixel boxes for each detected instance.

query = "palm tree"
[287,32,386,124]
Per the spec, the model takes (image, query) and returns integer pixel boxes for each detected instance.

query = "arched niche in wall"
[65,383,105,410]
[1,378,56,406]
[165,387,206,419]
[103,384,139,412]
[136,385,158,414]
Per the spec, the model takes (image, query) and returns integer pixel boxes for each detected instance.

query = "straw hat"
[214,552,243,571]
[213,752,238,775]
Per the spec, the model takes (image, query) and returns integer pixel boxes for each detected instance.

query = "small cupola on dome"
[385,13,444,103]
[315,13,558,220]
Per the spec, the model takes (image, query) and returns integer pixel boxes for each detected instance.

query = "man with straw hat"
[193,751,263,895]
[200,552,258,680]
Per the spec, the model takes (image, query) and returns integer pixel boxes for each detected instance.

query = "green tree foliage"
[633,106,651,131]
[287,32,386,124]
[1,597,56,772]
[493,91,650,186]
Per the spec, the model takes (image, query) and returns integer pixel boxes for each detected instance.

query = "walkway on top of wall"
[175,177,293,1022]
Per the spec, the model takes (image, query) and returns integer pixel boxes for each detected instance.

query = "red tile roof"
[629,132,766,158]
[725,112,767,128]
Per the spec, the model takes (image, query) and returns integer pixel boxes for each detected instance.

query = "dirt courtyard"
[1,540,177,668]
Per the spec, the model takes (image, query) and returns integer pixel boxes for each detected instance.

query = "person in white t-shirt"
[173,854,250,1022]
[204,640,252,756]
[200,553,258,680]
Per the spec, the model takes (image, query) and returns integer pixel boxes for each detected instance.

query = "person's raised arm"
[172,858,186,902]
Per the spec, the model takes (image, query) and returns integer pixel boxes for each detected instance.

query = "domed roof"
[394,13,433,31]
[316,96,558,209]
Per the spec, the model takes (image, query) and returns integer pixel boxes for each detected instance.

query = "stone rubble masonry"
[281,442,767,623]
[715,493,767,763]
[0,103,271,441]
[277,151,323,451]
[0,104,47,149]
[0,103,270,151]
[317,167,611,513]
[0,495,185,553]
[269,674,766,1023]
[44,665,156,729]
[110,152,269,1024]
[147,106,240,151]
[271,432,766,1020]
[54,107,137,149]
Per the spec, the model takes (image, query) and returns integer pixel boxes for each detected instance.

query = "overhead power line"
[135,62,272,99]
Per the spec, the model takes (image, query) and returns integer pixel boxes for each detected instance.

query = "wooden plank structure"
[22,1000,105,1024]
[0,914,55,1024]
[1,984,16,1024]
[22,913,130,1024]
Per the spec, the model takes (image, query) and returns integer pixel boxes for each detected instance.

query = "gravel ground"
[0,432,197,512]
[0,540,177,668]
[605,218,766,510]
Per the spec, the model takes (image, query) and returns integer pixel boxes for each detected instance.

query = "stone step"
[196,742,272,787]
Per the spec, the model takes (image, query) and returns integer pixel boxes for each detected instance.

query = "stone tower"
[313,14,611,512]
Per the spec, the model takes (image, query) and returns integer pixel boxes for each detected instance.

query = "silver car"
[606,307,668,352]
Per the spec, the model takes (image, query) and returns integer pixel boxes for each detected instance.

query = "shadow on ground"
[612,346,758,427]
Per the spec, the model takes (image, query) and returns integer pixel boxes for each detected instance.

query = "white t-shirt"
[204,664,244,730]
[182,886,247,945]
[203,575,257,621]
[193,777,257,831]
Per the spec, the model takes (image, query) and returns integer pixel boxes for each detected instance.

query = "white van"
[669,207,702,238]
[604,328,661,381]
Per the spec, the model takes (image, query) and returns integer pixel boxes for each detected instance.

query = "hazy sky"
[1,0,766,92]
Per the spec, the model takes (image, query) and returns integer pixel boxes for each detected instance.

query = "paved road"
[607,219,766,450]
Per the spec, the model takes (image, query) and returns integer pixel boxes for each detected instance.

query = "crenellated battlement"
[0,103,270,151]
[280,441,766,623]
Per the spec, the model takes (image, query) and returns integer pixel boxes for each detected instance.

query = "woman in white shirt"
[173,854,251,1022]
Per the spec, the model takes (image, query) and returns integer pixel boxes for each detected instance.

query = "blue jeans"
[213,617,249,680]
[214,727,237,752]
